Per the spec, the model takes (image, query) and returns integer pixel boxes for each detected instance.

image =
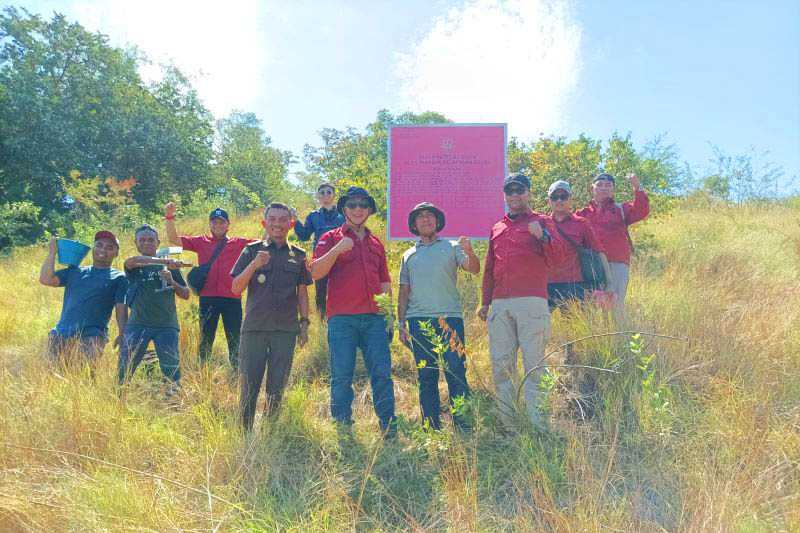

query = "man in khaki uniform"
[231,203,312,431]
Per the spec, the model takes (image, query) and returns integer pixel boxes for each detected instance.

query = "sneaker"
[165,381,181,398]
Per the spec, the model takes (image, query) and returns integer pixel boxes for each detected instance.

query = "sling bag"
[555,225,607,288]
[187,237,228,295]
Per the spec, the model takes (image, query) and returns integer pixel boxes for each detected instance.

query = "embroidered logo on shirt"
[257,274,266,284]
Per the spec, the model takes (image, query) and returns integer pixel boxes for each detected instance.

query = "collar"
[590,198,616,209]
[343,224,371,238]
[263,238,288,250]
[416,236,441,247]
[552,212,574,223]
[504,208,533,222]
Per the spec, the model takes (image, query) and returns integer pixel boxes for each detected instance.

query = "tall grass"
[1,197,798,531]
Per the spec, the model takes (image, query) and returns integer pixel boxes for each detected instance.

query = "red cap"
[94,230,119,246]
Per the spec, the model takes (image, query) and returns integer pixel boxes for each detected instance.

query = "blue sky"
[14,0,800,185]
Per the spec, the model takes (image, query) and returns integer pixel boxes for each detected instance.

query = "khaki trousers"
[488,296,551,428]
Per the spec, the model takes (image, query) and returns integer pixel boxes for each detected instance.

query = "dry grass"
[1,197,798,531]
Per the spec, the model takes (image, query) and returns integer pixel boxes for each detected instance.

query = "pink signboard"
[388,124,507,239]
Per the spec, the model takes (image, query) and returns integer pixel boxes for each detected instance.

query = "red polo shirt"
[548,214,606,283]
[575,190,649,264]
[181,235,255,299]
[481,210,567,305]
[313,225,391,318]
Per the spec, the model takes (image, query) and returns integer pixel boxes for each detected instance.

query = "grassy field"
[1,197,798,531]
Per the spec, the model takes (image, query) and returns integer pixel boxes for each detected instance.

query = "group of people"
[40,172,648,435]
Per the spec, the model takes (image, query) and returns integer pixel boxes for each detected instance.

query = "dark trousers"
[327,314,396,430]
[118,325,180,384]
[407,317,470,430]
[314,277,329,319]
[199,296,242,367]
[547,282,591,311]
[239,330,297,431]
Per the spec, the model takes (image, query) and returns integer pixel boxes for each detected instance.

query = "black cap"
[209,207,229,221]
[408,202,445,236]
[317,182,335,193]
[593,173,615,184]
[503,172,531,192]
[336,186,377,214]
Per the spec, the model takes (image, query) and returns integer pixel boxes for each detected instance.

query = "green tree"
[303,109,449,217]
[0,7,214,216]
[214,111,292,204]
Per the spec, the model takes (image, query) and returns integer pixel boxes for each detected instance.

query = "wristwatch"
[299,317,311,326]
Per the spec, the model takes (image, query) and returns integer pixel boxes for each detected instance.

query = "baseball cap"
[94,230,119,246]
[503,172,532,192]
[209,207,229,221]
[547,180,572,196]
[593,173,615,184]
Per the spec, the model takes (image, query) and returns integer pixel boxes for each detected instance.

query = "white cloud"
[394,0,581,139]
[65,0,267,119]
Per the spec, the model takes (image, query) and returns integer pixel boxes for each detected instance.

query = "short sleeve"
[114,276,129,304]
[170,268,186,286]
[54,267,73,287]
[231,246,254,278]
[180,235,201,252]
[398,254,410,285]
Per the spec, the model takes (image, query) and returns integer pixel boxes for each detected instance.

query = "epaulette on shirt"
[288,244,307,258]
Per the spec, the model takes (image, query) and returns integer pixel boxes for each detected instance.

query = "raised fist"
[457,236,473,254]
[336,236,354,254]
[165,202,178,218]
[528,221,544,239]
[253,250,271,268]
[628,173,640,191]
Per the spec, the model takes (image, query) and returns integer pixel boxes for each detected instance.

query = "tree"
[303,110,449,217]
[0,7,214,217]
[214,111,292,204]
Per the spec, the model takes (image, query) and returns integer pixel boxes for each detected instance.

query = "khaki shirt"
[231,240,312,333]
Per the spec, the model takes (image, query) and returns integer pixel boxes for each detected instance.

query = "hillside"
[1,198,798,531]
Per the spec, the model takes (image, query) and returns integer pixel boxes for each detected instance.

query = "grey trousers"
[487,296,551,428]
[608,262,630,311]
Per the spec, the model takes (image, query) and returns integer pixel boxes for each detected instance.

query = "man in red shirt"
[576,173,649,309]
[546,180,610,309]
[310,186,397,437]
[478,173,566,429]
[165,203,256,369]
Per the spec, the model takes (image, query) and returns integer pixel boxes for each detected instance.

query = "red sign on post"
[388,124,507,239]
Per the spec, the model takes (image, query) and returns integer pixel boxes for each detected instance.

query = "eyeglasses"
[504,186,527,196]
[318,189,334,196]
[344,199,370,210]
[550,192,570,201]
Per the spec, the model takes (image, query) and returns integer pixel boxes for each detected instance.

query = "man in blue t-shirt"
[39,231,129,361]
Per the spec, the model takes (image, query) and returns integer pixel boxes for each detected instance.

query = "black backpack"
[555,226,607,288]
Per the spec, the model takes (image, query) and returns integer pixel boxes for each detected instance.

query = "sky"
[11,0,800,185]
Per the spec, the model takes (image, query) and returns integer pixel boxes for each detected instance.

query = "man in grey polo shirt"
[397,202,480,430]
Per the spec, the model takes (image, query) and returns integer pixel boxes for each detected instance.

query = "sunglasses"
[550,192,570,201]
[318,189,334,196]
[504,186,527,196]
[344,199,371,210]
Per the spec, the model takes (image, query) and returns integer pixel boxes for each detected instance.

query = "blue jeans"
[118,325,181,384]
[407,317,470,430]
[327,314,396,429]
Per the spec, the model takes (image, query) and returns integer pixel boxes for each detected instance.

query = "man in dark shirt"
[118,224,190,392]
[39,231,128,362]
[231,203,312,431]
[293,183,345,319]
